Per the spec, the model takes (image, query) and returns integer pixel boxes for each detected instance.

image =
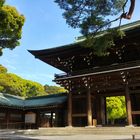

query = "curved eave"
[0,105,23,109]
[24,94,67,108]
[28,42,87,72]
[28,20,140,72]
[0,93,67,109]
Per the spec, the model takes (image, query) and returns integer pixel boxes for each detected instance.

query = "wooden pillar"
[50,112,53,127]
[36,110,40,128]
[101,96,106,125]
[22,111,25,129]
[125,84,133,126]
[96,96,102,125]
[68,90,72,126]
[87,86,93,126]
[54,110,58,127]
[6,109,10,129]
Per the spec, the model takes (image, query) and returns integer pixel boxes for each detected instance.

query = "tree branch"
[121,0,135,19]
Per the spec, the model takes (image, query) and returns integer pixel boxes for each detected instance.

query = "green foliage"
[0,0,25,55]
[55,0,125,32]
[55,0,126,56]
[84,29,125,56]
[106,96,126,123]
[0,65,46,97]
[0,0,5,7]
[0,65,67,97]
[0,64,7,73]
[44,84,67,94]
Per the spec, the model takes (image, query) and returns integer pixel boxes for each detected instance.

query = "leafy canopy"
[0,65,46,97]
[106,96,126,122]
[55,0,125,34]
[0,0,25,56]
[0,64,7,73]
[55,0,132,56]
[44,84,67,94]
[0,65,67,97]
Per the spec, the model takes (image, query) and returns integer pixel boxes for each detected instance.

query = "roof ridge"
[0,92,24,100]
[26,92,67,100]
[0,92,67,109]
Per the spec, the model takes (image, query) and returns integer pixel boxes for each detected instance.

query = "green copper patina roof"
[0,93,24,108]
[0,92,67,109]
[24,93,67,108]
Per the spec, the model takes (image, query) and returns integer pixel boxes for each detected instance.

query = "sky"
[0,0,140,86]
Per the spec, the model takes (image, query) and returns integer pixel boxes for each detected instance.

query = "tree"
[0,0,25,56]
[0,65,46,97]
[44,84,67,94]
[121,0,135,19]
[0,65,67,97]
[0,64,7,73]
[106,96,126,124]
[55,0,135,56]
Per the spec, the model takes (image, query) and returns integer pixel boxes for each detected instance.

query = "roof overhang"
[29,20,140,72]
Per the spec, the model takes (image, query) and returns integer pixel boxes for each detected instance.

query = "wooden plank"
[130,83,140,88]
[72,95,86,99]
[55,60,140,81]
[132,111,140,115]
[97,91,125,97]
[72,113,87,117]
[130,89,140,94]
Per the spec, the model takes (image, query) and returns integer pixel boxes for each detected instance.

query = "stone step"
[16,127,140,136]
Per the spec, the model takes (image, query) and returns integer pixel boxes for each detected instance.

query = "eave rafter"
[56,67,140,96]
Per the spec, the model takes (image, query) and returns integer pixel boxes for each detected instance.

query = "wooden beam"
[132,111,140,115]
[91,84,123,93]
[130,89,140,94]
[72,95,86,99]
[129,83,140,88]
[72,113,87,117]
[55,60,140,81]
[97,91,125,97]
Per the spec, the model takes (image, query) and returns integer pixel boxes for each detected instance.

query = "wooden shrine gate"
[55,64,140,127]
